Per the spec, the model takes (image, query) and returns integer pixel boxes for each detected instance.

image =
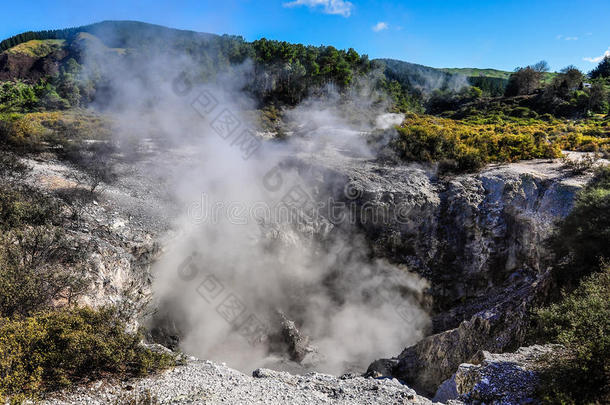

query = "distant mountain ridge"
[0,20,218,52]
[0,21,510,85]
[0,20,512,107]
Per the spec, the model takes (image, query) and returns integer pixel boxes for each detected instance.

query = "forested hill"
[0,21,217,52]
[379,58,467,93]
[2,20,607,117]
[0,20,480,111]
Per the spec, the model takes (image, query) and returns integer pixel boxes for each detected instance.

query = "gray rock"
[290,153,588,331]
[434,344,562,404]
[346,158,590,395]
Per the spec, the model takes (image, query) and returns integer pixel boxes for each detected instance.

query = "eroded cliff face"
[24,155,176,325]
[0,46,69,81]
[353,161,587,395]
[287,150,589,395]
[293,152,584,323]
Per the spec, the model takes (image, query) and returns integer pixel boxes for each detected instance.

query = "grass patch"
[4,39,65,58]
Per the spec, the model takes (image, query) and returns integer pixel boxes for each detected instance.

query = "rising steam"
[81,36,430,375]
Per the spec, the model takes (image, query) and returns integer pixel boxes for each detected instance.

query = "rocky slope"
[23,151,177,319]
[288,148,593,395]
[295,150,585,325]
[0,40,69,81]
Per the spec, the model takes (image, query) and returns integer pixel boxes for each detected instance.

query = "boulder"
[434,344,562,404]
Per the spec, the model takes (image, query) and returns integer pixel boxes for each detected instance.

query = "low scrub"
[0,155,172,403]
[532,165,610,403]
[535,265,610,404]
[390,114,562,172]
[0,226,87,318]
[0,110,112,153]
[0,184,60,231]
[0,307,175,402]
[550,165,610,287]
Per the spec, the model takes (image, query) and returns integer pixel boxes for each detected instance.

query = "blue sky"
[1,0,609,72]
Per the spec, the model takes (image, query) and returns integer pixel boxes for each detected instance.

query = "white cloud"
[557,35,579,41]
[372,22,388,32]
[583,48,610,63]
[283,0,354,17]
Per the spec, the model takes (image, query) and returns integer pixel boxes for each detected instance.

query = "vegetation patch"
[530,165,610,404]
[387,113,562,172]
[549,165,610,287]
[0,165,173,403]
[0,110,113,152]
[0,307,175,402]
[534,265,610,404]
[4,39,65,58]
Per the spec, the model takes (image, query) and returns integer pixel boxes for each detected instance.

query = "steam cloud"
[82,37,430,375]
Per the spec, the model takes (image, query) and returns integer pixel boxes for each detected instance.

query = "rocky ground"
[39,343,560,404]
[23,149,178,317]
[40,355,439,405]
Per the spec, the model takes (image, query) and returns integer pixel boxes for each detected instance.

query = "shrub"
[0,226,88,318]
[550,166,610,286]
[0,184,86,318]
[534,265,610,404]
[560,153,601,175]
[0,152,29,178]
[0,110,113,155]
[64,145,118,194]
[0,115,46,151]
[390,114,562,172]
[509,106,531,118]
[0,307,175,401]
[0,185,61,231]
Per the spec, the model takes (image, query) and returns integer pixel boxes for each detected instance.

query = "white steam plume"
[81,38,429,375]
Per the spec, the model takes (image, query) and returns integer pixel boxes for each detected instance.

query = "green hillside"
[441,67,512,79]
[4,39,65,58]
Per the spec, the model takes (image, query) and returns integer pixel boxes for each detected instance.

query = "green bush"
[389,114,561,173]
[535,265,610,404]
[0,307,175,401]
[0,81,39,112]
[550,166,610,286]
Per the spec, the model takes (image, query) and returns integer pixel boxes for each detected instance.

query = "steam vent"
[0,8,608,404]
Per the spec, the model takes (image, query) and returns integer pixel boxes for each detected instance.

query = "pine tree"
[590,56,610,79]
